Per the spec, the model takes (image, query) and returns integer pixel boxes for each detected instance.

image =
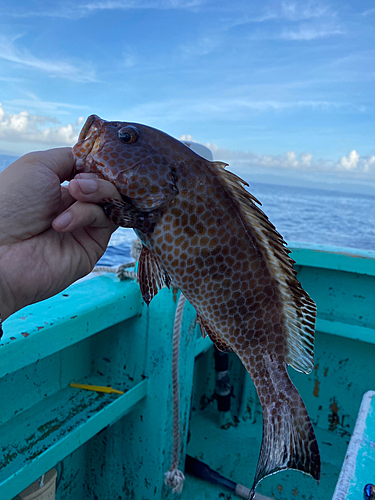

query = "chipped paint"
[313,379,320,398]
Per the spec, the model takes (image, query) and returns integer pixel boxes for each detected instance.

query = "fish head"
[73,114,196,212]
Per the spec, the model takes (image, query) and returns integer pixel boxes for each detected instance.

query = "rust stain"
[10,337,17,340]
[313,379,320,397]
[314,363,319,373]
[324,367,329,377]
[329,399,340,431]
[277,484,283,492]
[292,488,299,496]
[37,326,44,331]
[21,332,30,338]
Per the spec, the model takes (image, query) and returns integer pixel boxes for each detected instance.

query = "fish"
[73,114,321,497]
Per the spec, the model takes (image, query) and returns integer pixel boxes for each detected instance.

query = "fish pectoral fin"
[101,198,141,227]
[196,313,233,352]
[138,245,171,305]
[101,198,162,233]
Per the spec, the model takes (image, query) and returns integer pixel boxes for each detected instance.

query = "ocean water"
[97,181,375,267]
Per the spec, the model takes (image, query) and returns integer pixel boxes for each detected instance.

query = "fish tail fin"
[250,373,320,496]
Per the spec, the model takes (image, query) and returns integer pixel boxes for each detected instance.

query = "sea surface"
[97,181,375,267]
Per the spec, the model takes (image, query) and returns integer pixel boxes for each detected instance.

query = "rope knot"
[164,468,185,494]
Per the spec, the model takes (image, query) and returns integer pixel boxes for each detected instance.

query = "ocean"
[97,181,375,267]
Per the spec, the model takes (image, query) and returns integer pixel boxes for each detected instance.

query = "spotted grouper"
[73,114,320,497]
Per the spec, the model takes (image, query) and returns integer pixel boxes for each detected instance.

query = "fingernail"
[54,212,72,229]
[77,179,97,194]
[75,173,99,179]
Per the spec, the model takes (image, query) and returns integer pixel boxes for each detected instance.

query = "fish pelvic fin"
[245,357,320,495]
[138,245,171,305]
[196,313,234,352]
[207,161,317,374]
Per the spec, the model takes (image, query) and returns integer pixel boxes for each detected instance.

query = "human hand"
[0,147,123,323]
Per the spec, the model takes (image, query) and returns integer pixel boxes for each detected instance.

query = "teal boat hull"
[1,242,374,499]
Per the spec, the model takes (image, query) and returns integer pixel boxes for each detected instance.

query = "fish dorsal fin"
[197,313,233,353]
[211,160,229,170]
[138,245,171,305]
[207,161,316,373]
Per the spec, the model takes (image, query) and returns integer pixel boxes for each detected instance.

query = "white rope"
[93,261,137,281]
[93,239,142,281]
[94,239,186,493]
[164,292,186,494]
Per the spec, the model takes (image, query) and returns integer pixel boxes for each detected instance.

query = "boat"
[1,241,374,499]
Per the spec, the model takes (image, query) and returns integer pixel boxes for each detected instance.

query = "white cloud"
[0,36,97,83]
[281,23,344,40]
[2,0,203,19]
[82,0,201,11]
[203,142,319,171]
[338,150,360,171]
[362,155,375,173]
[179,34,221,57]
[0,103,84,146]
[254,1,331,22]
[362,8,375,17]
[188,140,375,181]
[178,134,194,142]
[6,98,89,115]
[124,97,364,126]
[301,153,313,167]
[285,151,299,168]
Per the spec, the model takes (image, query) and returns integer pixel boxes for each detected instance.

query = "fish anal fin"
[196,313,233,353]
[138,245,171,305]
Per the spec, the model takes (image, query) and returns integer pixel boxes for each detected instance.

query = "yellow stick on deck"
[70,383,124,394]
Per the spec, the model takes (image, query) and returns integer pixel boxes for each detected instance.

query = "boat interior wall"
[0,243,374,500]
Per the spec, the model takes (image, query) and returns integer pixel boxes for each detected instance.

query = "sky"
[0,0,374,191]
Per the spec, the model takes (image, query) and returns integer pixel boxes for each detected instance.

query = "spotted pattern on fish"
[73,115,321,497]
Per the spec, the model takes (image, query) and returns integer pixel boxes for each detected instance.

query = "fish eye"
[118,125,139,144]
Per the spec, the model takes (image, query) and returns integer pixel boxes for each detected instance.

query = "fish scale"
[73,114,321,498]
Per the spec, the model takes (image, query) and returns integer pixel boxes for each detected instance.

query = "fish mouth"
[73,114,105,174]
[78,114,100,142]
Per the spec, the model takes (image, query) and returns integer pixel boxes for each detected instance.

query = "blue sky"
[0,0,374,189]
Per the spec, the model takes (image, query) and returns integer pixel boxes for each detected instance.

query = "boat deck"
[181,350,349,500]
